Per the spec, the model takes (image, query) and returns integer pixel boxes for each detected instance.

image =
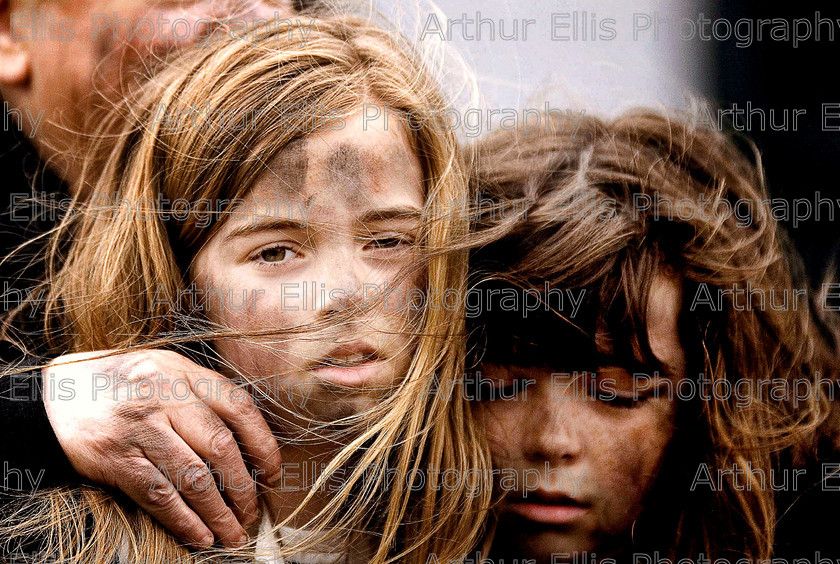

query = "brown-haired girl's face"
[478,276,685,562]
[191,107,424,423]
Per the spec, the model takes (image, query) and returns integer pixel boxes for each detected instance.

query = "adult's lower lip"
[311,359,389,387]
[507,502,589,525]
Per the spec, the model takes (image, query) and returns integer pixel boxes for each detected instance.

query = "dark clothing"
[0,103,76,493]
[0,368,76,493]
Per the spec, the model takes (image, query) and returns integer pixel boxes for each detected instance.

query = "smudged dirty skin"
[191,105,425,424]
[478,275,685,563]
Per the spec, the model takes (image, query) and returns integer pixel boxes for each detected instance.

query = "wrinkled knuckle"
[119,350,168,381]
[132,359,163,382]
[231,387,256,414]
[181,462,214,494]
[141,474,177,510]
[208,427,237,460]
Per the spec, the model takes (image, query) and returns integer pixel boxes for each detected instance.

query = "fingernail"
[236,532,249,547]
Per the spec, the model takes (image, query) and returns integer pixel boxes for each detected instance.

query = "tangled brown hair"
[468,109,840,559]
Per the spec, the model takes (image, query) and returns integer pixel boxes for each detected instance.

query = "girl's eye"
[254,244,297,265]
[593,388,642,408]
[365,234,414,251]
[592,367,647,408]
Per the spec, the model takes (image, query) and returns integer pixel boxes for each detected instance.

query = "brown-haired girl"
[469,110,840,562]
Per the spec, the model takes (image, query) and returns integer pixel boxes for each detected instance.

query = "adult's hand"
[41,349,282,549]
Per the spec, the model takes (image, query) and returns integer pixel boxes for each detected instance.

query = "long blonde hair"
[1,15,490,564]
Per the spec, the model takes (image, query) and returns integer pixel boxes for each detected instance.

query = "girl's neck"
[257,441,378,563]
[262,441,337,528]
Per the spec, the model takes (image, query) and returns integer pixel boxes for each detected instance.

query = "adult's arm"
[1,350,284,549]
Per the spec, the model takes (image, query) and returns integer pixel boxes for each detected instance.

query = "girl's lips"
[310,341,387,386]
[311,358,389,387]
[507,501,590,525]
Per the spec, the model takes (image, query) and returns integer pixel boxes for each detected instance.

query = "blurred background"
[396,0,839,282]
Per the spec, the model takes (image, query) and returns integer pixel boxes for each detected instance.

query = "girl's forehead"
[214,119,425,231]
[304,113,421,181]
[251,113,423,204]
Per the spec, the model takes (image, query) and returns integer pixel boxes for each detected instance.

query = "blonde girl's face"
[478,276,685,562]
[191,107,425,422]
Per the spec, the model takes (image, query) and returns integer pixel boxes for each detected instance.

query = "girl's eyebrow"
[222,207,422,241]
[223,218,309,241]
[357,207,422,224]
